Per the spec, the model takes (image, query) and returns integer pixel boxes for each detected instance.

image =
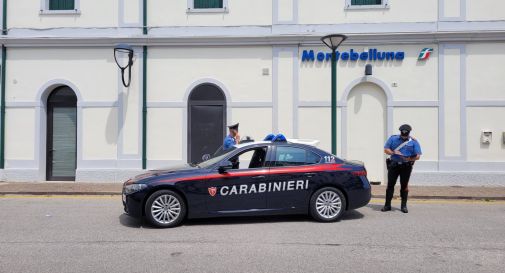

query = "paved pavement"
[0,195,504,273]
[1,182,505,200]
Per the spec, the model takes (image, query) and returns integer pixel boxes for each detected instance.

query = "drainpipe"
[0,0,7,169]
[142,0,147,169]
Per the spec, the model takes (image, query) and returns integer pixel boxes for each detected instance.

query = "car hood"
[131,164,200,182]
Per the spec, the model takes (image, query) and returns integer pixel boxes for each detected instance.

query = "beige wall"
[299,45,439,103]
[299,0,438,24]
[6,48,117,102]
[467,107,505,161]
[8,0,119,29]
[467,0,505,21]
[147,46,272,102]
[149,0,272,27]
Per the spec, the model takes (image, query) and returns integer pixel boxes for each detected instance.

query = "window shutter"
[49,0,75,10]
[194,0,223,9]
[351,0,382,5]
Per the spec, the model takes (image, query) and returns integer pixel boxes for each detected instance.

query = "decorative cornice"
[1,21,505,47]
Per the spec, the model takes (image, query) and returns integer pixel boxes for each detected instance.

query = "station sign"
[301,49,405,62]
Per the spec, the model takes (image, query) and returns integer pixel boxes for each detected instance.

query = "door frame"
[46,88,78,181]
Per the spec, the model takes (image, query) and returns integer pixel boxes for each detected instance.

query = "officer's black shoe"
[401,206,409,213]
[381,205,392,212]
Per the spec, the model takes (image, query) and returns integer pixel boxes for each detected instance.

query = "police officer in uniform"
[223,123,240,150]
[382,124,422,213]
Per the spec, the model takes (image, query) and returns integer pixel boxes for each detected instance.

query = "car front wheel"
[145,190,186,228]
[310,187,346,222]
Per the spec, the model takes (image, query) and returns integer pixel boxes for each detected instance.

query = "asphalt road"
[0,196,504,273]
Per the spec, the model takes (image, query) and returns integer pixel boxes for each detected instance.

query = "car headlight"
[123,184,148,195]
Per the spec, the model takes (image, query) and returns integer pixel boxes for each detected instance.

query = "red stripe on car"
[159,164,350,183]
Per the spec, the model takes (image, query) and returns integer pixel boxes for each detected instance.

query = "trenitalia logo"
[302,49,405,62]
[418,48,433,60]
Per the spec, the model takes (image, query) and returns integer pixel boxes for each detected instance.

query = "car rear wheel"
[145,190,186,228]
[310,187,346,222]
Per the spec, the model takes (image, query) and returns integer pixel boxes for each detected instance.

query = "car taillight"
[352,170,367,177]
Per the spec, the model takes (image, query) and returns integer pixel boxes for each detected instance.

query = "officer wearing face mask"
[382,124,422,213]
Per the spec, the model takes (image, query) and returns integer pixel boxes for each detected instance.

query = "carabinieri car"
[122,135,371,228]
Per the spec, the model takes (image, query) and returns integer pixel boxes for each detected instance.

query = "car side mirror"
[218,161,233,173]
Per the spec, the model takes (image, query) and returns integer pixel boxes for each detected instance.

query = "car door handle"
[252,176,265,179]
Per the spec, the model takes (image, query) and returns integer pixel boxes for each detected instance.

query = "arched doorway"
[188,83,226,163]
[46,86,78,181]
[347,82,387,183]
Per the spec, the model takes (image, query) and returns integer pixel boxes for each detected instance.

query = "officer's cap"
[399,124,412,134]
[227,123,239,130]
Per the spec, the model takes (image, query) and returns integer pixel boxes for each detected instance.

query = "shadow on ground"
[368,203,401,212]
[119,210,364,229]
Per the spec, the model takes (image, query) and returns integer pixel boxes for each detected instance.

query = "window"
[345,0,389,9]
[194,0,223,9]
[274,147,321,167]
[40,0,80,14]
[351,0,381,5]
[49,0,74,10]
[188,0,228,13]
[229,147,268,170]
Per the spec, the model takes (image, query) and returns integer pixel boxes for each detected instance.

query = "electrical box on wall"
[503,132,505,144]
[481,130,492,144]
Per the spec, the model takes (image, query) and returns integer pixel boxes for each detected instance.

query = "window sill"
[39,9,81,15]
[345,5,390,10]
[186,7,228,14]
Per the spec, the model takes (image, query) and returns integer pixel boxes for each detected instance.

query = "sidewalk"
[1,182,505,200]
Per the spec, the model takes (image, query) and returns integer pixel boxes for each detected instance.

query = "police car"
[122,134,371,228]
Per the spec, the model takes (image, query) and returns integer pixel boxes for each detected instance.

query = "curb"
[0,192,121,196]
[372,195,505,201]
[1,192,505,201]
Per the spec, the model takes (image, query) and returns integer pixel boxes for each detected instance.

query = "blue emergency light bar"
[264,133,287,142]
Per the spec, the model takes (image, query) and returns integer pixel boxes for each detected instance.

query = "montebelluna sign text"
[302,49,405,62]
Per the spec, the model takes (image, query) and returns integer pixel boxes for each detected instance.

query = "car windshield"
[198,147,237,168]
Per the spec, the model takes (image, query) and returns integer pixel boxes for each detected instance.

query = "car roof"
[233,140,323,151]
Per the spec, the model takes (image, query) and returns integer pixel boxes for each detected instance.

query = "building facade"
[0,0,504,185]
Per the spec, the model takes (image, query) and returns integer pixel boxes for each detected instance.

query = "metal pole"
[331,48,337,155]
[142,0,147,169]
[1,0,7,168]
[0,46,5,169]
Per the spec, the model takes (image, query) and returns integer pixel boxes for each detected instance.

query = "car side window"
[274,146,321,167]
[229,147,268,170]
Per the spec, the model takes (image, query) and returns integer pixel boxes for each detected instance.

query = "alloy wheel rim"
[151,194,181,224]
[316,191,342,219]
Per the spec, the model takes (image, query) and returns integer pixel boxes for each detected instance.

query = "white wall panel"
[5,108,35,160]
[443,0,461,18]
[276,50,294,136]
[298,107,333,155]
[467,107,505,161]
[147,108,183,160]
[466,43,505,101]
[443,48,461,157]
[82,108,118,160]
[231,108,272,141]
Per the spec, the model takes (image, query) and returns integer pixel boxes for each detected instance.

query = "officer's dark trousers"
[385,163,413,207]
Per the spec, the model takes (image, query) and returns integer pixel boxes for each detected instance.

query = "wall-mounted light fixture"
[114,44,134,87]
[365,64,373,76]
